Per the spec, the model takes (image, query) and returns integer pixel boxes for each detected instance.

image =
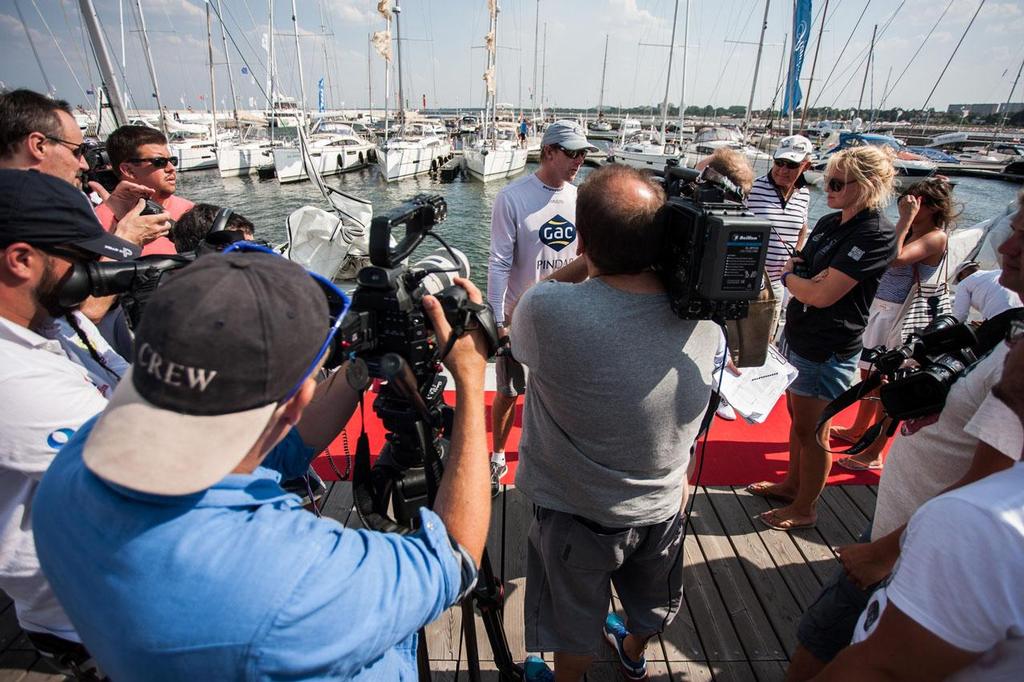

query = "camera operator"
[31,252,493,680]
[813,337,1024,682]
[746,135,814,339]
[784,197,1024,681]
[171,203,256,252]
[511,164,719,681]
[750,146,898,532]
[487,120,598,495]
[0,169,139,677]
[93,125,196,256]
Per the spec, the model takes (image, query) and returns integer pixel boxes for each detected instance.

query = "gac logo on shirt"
[539,215,576,252]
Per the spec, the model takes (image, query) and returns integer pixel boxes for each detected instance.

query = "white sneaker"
[490,460,508,497]
[716,400,736,421]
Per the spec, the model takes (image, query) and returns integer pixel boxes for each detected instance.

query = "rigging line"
[28,0,91,103]
[13,0,54,95]
[877,0,954,110]
[820,1,906,112]
[59,0,96,93]
[425,0,438,109]
[707,0,759,105]
[219,0,267,74]
[94,4,141,116]
[808,0,871,110]
[208,1,272,106]
[919,0,987,114]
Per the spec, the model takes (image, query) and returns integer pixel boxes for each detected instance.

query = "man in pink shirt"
[94,126,194,255]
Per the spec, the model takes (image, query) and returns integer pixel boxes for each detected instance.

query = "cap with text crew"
[541,120,600,152]
[0,169,140,260]
[83,252,329,496]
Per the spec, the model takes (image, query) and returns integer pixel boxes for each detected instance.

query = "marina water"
[178,160,1023,294]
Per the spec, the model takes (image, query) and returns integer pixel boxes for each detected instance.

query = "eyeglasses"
[222,242,351,402]
[127,156,179,169]
[773,158,802,170]
[45,135,87,159]
[556,145,587,160]
[826,177,849,193]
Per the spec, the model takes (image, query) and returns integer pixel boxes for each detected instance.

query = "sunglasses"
[127,156,179,169]
[45,135,88,159]
[556,145,587,160]
[222,242,351,402]
[826,177,849,193]
[773,158,802,170]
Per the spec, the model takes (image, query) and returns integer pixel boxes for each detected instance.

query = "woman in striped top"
[832,178,955,470]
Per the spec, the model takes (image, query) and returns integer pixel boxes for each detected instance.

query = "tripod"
[352,354,523,681]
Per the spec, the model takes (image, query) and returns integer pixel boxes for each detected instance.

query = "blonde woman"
[747,146,898,531]
[833,178,955,470]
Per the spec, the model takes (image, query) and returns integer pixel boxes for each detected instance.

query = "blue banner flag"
[783,0,812,116]
[318,78,325,113]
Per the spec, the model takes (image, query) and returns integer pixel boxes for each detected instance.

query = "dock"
[0,481,877,681]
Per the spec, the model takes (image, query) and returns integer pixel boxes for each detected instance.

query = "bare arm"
[295,363,361,454]
[796,222,809,251]
[783,261,859,308]
[425,279,491,564]
[814,603,980,681]
[891,230,947,267]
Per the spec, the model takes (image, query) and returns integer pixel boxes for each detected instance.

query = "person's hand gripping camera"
[422,277,490,388]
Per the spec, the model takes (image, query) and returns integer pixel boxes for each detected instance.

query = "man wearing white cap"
[747,134,814,338]
[486,120,598,494]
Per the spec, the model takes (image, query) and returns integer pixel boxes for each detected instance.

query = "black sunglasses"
[45,135,87,159]
[774,158,802,170]
[127,156,179,169]
[556,145,587,160]
[826,177,849,193]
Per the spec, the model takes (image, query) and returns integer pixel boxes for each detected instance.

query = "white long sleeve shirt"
[486,173,578,325]
[952,269,1022,322]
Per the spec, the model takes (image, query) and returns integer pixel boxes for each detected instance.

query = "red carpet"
[312,391,885,486]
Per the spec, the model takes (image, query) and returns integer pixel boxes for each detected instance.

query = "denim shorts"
[785,347,858,401]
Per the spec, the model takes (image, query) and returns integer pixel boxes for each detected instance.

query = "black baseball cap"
[83,251,329,495]
[0,169,140,260]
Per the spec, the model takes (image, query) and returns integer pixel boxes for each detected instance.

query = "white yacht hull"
[273,141,375,184]
[464,147,528,182]
[607,146,681,170]
[169,143,218,171]
[376,140,454,182]
[217,144,275,177]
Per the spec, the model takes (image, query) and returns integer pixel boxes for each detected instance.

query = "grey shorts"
[496,353,526,397]
[796,526,877,662]
[525,505,686,656]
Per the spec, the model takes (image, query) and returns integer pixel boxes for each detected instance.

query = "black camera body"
[81,139,119,193]
[659,165,771,320]
[862,314,981,420]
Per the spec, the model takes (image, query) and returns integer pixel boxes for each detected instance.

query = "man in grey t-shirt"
[511,165,718,682]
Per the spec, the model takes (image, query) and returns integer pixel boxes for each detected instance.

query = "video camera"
[81,139,119,194]
[657,163,770,321]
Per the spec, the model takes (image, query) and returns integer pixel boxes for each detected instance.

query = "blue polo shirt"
[33,419,469,681]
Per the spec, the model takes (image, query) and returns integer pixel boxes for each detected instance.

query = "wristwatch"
[781,271,791,289]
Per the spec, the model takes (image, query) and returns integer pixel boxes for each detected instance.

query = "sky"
[2,0,1023,117]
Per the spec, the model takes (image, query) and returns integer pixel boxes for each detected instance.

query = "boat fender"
[337,153,344,168]
[368,149,377,162]
[358,152,364,166]
[431,159,438,172]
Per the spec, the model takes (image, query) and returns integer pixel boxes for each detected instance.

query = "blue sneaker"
[603,613,647,679]
[523,655,554,681]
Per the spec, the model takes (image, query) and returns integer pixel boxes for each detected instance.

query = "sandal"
[836,457,882,471]
[745,481,795,503]
[757,509,816,531]
[830,428,865,445]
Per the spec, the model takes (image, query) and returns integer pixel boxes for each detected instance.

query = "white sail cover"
[284,206,371,282]
[371,30,392,62]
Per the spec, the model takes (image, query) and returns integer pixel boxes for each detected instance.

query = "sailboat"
[464,0,528,183]
[608,0,684,169]
[374,2,453,182]
[587,35,613,135]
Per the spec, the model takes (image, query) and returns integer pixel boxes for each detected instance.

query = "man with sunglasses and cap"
[486,120,598,495]
[0,169,140,677]
[32,247,494,680]
[746,134,814,339]
[93,125,195,256]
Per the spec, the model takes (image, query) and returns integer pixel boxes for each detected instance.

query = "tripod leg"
[471,549,524,681]
[417,631,432,681]
[462,599,482,682]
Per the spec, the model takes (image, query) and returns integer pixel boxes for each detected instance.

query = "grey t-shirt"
[511,278,718,527]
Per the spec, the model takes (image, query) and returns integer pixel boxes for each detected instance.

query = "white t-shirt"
[872,342,1021,540]
[952,269,1022,322]
[0,313,124,640]
[486,173,578,325]
[853,464,1024,681]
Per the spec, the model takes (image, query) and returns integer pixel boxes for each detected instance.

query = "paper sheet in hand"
[717,345,798,424]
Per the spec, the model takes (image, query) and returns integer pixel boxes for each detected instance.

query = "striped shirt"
[747,174,810,282]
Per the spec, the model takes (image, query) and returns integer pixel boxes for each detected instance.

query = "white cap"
[774,135,814,163]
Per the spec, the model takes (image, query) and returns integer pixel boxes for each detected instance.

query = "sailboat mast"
[489,1,499,146]
[78,0,129,127]
[135,0,169,137]
[678,0,688,136]
[216,0,240,130]
[367,34,373,116]
[291,0,308,132]
[658,0,681,145]
[991,55,1024,149]
[597,34,608,119]
[744,0,771,132]
[395,4,406,125]
[531,0,540,122]
[268,0,275,144]
[540,22,547,120]
[857,23,877,117]
[206,1,218,149]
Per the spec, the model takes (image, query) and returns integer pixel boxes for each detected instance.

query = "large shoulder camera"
[657,164,771,321]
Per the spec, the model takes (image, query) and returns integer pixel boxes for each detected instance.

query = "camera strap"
[814,371,890,454]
